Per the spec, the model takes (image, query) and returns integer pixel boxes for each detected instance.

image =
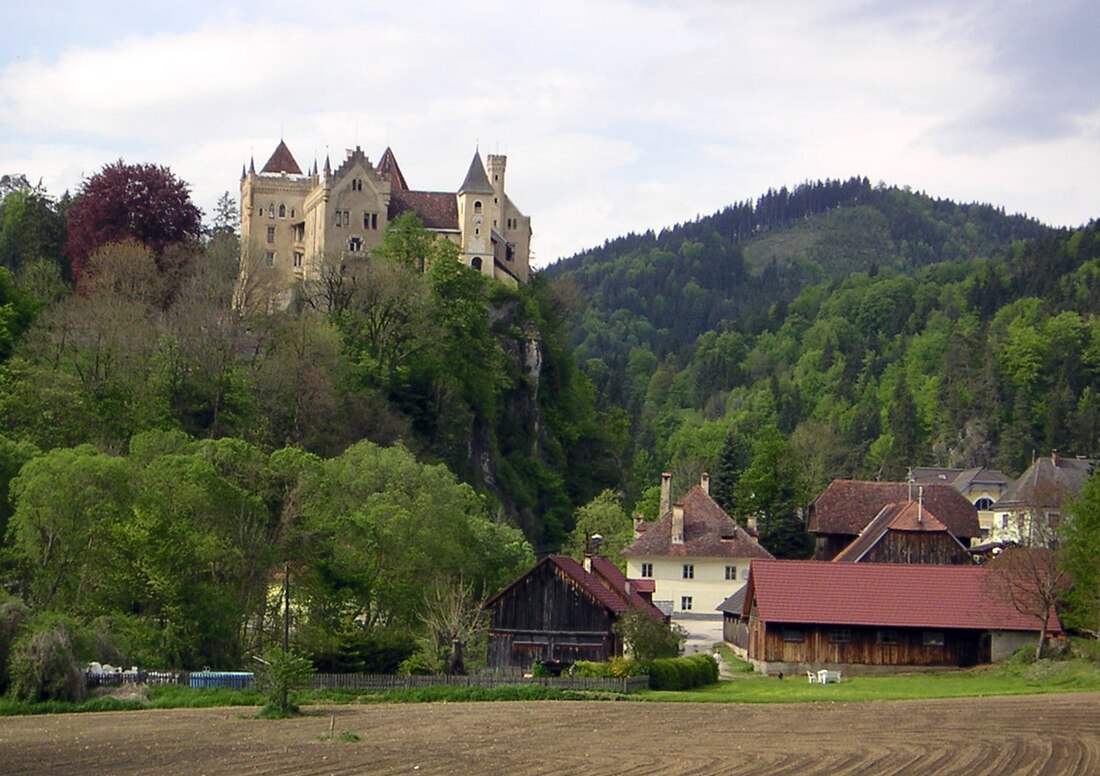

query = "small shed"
[484,555,664,669]
[832,500,973,565]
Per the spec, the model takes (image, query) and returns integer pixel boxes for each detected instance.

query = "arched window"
[975,497,994,511]
[278,204,286,218]
[473,200,482,214]
[471,257,482,271]
[268,204,275,218]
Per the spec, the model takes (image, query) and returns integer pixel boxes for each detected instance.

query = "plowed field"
[1,692,1098,775]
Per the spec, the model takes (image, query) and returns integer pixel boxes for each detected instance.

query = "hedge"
[648,654,719,691]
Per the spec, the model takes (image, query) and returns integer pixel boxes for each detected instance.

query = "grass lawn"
[641,653,1100,703]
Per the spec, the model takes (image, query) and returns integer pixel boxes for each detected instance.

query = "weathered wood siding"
[486,562,618,669]
[723,613,749,649]
[747,619,987,667]
[861,532,972,565]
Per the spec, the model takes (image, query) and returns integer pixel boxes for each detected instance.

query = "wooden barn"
[484,555,665,669]
[742,560,1059,674]
[831,500,973,565]
[807,480,980,560]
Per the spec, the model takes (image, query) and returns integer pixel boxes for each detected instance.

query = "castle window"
[278,204,286,218]
[471,257,482,271]
[475,227,480,237]
[293,251,303,268]
[371,213,378,229]
[351,179,363,192]
[348,237,362,252]
[473,200,482,214]
[266,226,275,243]
[290,209,295,218]
[265,251,275,267]
[268,205,275,218]
[343,211,350,226]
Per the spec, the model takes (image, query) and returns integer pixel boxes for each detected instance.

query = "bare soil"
[1,692,1098,775]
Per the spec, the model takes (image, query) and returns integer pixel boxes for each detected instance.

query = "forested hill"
[543,178,1055,404]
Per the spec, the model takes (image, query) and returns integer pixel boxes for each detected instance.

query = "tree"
[986,546,1065,660]
[0,188,66,277]
[64,160,203,283]
[612,609,685,662]
[735,427,813,559]
[211,191,238,237]
[1063,471,1100,636]
[711,431,750,514]
[563,489,632,567]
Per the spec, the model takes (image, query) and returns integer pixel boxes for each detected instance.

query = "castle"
[236,140,531,306]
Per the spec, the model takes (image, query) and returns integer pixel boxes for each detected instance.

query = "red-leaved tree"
[64,160,203,284]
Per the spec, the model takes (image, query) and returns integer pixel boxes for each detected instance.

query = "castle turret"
[457,150,494,276]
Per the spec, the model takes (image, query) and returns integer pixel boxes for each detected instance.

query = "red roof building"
[831,500,973,565]
[807,480,979,560]
[483,555,664,669]
[742,559,1060,673]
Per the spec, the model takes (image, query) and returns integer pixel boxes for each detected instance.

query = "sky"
[2,0,1098,266]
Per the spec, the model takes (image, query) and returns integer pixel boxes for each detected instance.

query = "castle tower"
[457,150,495,277]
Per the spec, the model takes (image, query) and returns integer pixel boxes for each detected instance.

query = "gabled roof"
[717,586,747,616]
[377,147,409,191]
[483,555,663,621]
[622,486,775,560]
[260,140,303,175]
[995,455,1094,511]
[807,480,979,539]
[832,501,967,563]
[910,466,1012,491]
[459,150,494,194]
[589,556,664,620]
[745,559,1059,633]
[388,190,459,230]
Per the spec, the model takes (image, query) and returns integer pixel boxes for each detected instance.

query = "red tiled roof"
[623,486,775,560]
[832,501,958,563]
[745,559,1059,633]
[807,480,979,539]
[260,140,302,175]
[589,557,664,620]
[388,190,458,230]
[377,147,408,191]
[484,556,663,621]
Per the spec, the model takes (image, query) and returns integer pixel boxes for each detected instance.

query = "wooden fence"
[309,672,650,693]
[85,670,649,694]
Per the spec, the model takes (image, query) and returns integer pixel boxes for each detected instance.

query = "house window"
[640,563,653,578]
[829,628,851,644]
[264,251,275,267]
[877,630,900,645]
[266,226,275,243]
[975,497,993,510]
[278,204,286,218]
[781,628,805,643]
[725,565,737,580]
[293,252,303,268]
[348,237,362,252]
[680,596,693,611]
[922,631,945,647]
[682,564,694,579]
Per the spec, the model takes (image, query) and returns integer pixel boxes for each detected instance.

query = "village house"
[910,466,1012,539]
[988,452,1095,548]
[806,479,980,561]
[236,141,532,308]
[483,554,664,670]
[831,497,973,565]
[741,559,1061,674]
[623,473,774,616]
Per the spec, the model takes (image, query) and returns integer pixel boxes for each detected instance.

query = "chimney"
[700,472,710,495]
[918,486,924,524]
[672,505,684,545]
[1052,450,1061,467]
[632,513,645,538]
[746,514,757,533]
[659,472,672,517]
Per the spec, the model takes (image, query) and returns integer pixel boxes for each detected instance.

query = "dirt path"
[1,692,1098,775]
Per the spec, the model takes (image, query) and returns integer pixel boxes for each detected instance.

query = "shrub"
[0,597,30,693]
[9,616,88,703]
[309,627,418,674]
[256,647,314,717]
[648,654,719,691]
[613,610,685,662]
